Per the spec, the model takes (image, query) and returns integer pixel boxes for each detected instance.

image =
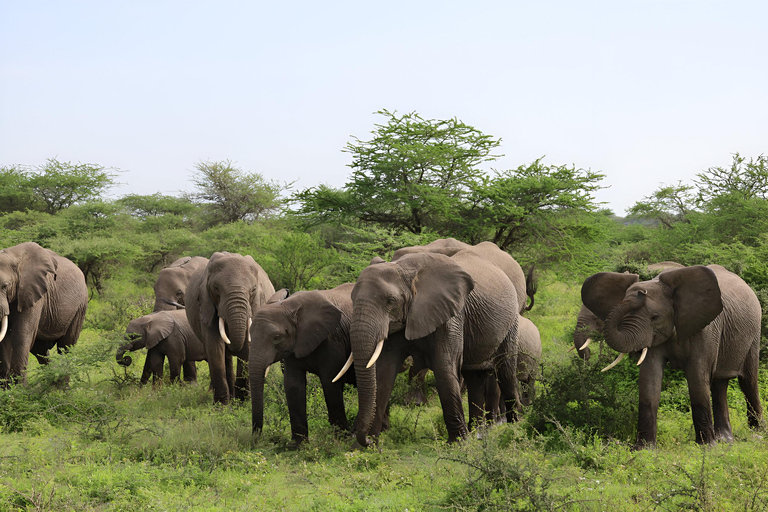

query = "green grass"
[1,275,768,510]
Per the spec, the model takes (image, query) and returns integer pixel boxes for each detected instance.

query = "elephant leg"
[224,354,236,400]
[684,368,716,445]
[182,361,198,384]
[283,361,308,445]
[140,355,153,385]
[485,374,502,424]
[738,343,763,429]
[635,355,665,449]
[233,357,249,401]
[320,376,349,433]
[462,369,488,432]
[370,347,406,438]
[167,354,183,383]
[404,354,429,406]
[494,330,522,423]
[711,379,733,442]
[207,342,230,404]
[147,350,165,386]
[432,363,468,443]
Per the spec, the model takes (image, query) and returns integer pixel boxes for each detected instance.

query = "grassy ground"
[1,275,767,510]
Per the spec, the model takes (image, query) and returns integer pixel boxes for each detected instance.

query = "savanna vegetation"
[1,111,767,510]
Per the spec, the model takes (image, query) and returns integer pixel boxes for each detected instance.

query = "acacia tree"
[190,160,288,225]
[295,110,502,234]
[460,159,604,250]
[626,182,697,228]
[30,158,116,214]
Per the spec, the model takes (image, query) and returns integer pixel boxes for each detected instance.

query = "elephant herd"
[0,240,763,450]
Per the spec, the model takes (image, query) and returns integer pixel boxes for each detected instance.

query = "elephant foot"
[632,439,657,451]
[287,439,304,451]
[715,430,734,443]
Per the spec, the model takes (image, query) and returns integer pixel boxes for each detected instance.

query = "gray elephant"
[185,252,275,404]
[392,238,535,313]
[249,284,355,445]
[148,256,209,382]
[337,249,520,447]
[0,242,88,383]
[573,262,684,360]
[117,309,206,384]
[153,256,209,311]
[582,264,763,448]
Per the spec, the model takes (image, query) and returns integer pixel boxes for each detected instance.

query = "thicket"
[1,115,768,509]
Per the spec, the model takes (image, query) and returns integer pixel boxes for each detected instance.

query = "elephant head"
[199,252,273,355]
[117,312,175,366]
[0,242,58,342]
[249,288,344,434]
[572,304,604,361]
[346,253,473,446]
[581,266,723,369]
[153,256,208,311]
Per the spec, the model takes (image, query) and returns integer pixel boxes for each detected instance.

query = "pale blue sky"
[2,1,766,214]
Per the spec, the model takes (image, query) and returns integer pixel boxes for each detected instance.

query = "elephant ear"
[370,256,386,265]
[288,291,343,359]
[581,272,640,321]
[403,254,474,340]
[144,312,175,349]
[658,266,723,341]
[267,288,290,304]
[14,243,58,312]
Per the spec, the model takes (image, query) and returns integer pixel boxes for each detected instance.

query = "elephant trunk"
[221,297,251,353]
[349,305,389,447]
[603,292,652,354]
[116,336,143,366]
[249,347,278,434]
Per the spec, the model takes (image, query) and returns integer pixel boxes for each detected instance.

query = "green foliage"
[30,158,117,214]
[626,181,696,228]
[190,160,289,226]
[0,165,38,213]
[262,230,341,291]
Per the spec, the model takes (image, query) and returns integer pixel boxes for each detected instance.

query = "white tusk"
[332,353,354,383]
[366,339,385,368]
[264,364,270,378]
[248,318,252,342]
[0,316,7,343]
[637,347,648,366]
[600,352,626,372]
[579,338,592,351]
[218,317,231,345]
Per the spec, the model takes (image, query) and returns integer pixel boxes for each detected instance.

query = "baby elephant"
[117,310,206,384]
[249,283,355,446]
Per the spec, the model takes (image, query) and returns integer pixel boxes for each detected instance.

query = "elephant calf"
[249,284,355,446]
[118,310,206,384]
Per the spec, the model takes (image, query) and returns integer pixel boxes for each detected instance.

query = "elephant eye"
[386,296,396,305]
[651,314,660,321]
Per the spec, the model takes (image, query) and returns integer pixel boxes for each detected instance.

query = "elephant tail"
[525,266,537,312]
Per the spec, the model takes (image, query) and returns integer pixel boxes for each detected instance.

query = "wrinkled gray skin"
[574,262,684,360]
[582,264,763,449]
[350,250,520,447]
[153,256,209,312]
[484,315,541,422]
[149,256,209,382]
[117,310,206,384]
[392,238,534,313]
[250,284,356,445]
[185,252,275,404]
[0,242,87,384]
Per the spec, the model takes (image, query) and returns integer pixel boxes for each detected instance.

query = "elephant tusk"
[248,317,252,343]
[218,317,231,345]
[264,364,270,378]
[366,339,385,369]
[637,347,648,366]
[0,316,7,343]
[600,352,626,372]
[332,353,354,383]
[578,338,592,351]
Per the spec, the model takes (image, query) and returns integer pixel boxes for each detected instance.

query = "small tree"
[295,110,502,234]
[190,160,288,225]
[29,158,116,214]
[695,153,768,202]
[0,165,38,213]
[626,182,697,228]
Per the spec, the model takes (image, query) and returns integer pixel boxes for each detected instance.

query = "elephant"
[153,256,209,311]
[573,262,685,360]
[117,309,206,384]
[337,249,520,447]
[581,264,763,448]
[150,256,209,382]
[249,284,356,445]
[185,252,275,404]
[392,238,535,313]
[0,242,88,383]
